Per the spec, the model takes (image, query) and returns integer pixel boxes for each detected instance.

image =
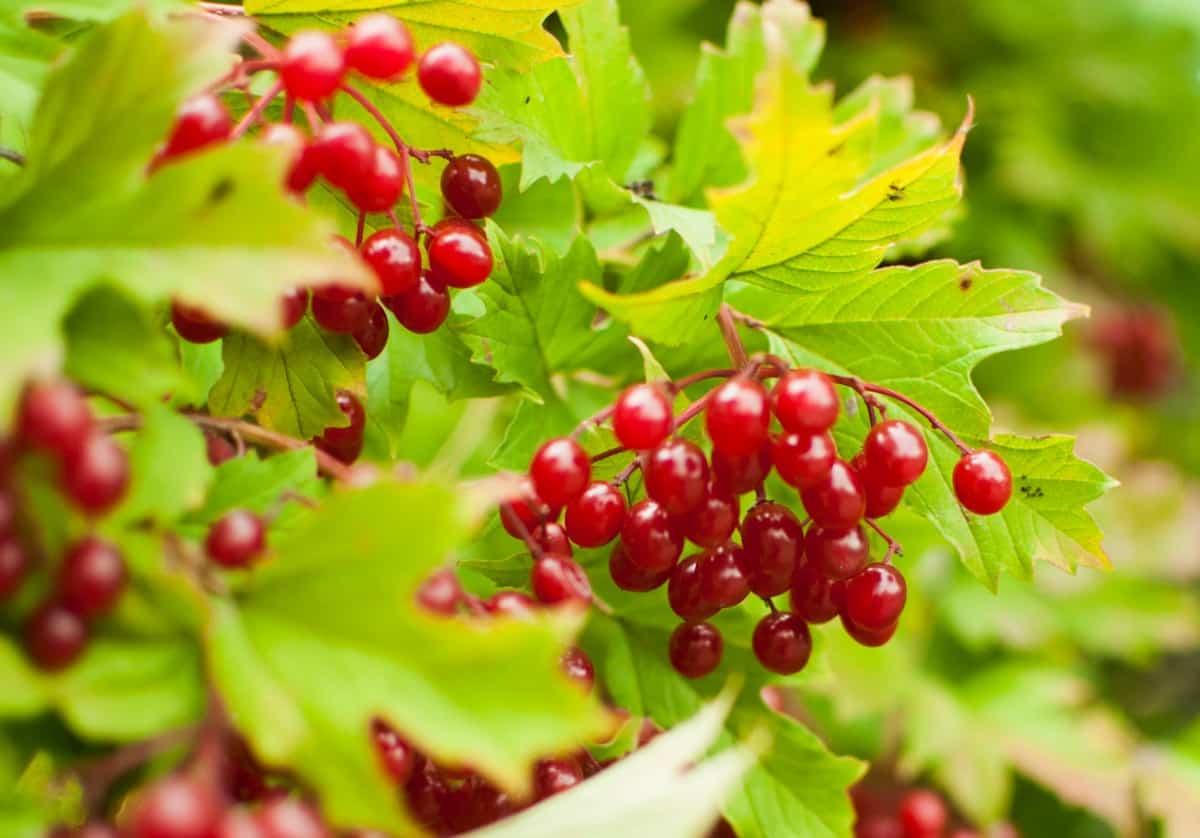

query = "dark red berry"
[441,154,502,219]
[530,437,590,507]
[0,537,29,599]
[678,485,739,548]
[771,369,839,434]
[383,271,450,334]
[531,554,591,605]
[620,499,683,572]
[172,301,227,344]
[427,219,492,288]
[484,589,538,619]
[705,378,770,457]
[345,14,415,80]
[158,94,231,164]
[255,797,329,838]
[839,611,896,647]
[843,563,906,631]
[789,562,839,623]
[711,442,772,495]
[800,459,866,530]
[0,490,14,539]
[16,380,93,458]
[534,758,583,799]
[560,646,594,690]
[668,621,723,679]
[863,420,928,487]
[645,439,709,516]
[805,524,869,581]
[348,144,403,213]
[373,719,415,784]
[58,537,126,618]
[498,480,559,540]
[418,43,482,107]
[856,815,904,838]
[361,229,421,296]
[852,453,904,519]
[279,288,309,329]
[698,542,750,608]
[311,285,372,334]
[898,789,948,838]
[313,390,365,465]
[609,542,671,592]
[310,122,373,192]
[126,775,222,838]
[532,521,572,556]
[564,481,625,547]
[752,611,812,675]
[205,509,266,568]
[25,601,87,670]
[613,384,673,451]
[740,502,804,597]
[352,302,390,360]
[953,450,1012,515]
[416,568,463,615]
[61,432,129,515]
[280,30,346,101]
[667,554,719,622]
[773,431,836,490]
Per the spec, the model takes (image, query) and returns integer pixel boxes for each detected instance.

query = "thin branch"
[70,725,199,814]
[229,80,283,139]
[0,147,25,166]
[865,518,903,563]
[831,376,972,454]
[717,304,749,370]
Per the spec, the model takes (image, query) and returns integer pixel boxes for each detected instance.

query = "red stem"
[338,84,427,233]
[230,80,283,140]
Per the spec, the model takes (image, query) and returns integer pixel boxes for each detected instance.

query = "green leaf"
[209,317,366,441]
[0,10,58,155]
[207,481,610,833]
[0,639,46,719]
[190,448,320,526]
[114,403,213,526]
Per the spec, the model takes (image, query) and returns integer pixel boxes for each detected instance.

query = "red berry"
[621,499,684,572]
[645,439,709,516]
[311,285,372,334]
[416,568,463,615]
[373,719,415,784]
[852,453,904,518]
[953,450,1012,515]
[740,502,804,597]
[61,432,129,515]
[280,287,309,329]
[698,542,750,608]
[498,480,559,540]
[352,302,390,360]
[752,611,812,674]
[801,459,866,530]
[25,601,87,670]
[441,154,502,219]
[613,384,673,451]
[172,301,227,344]
[530,437,590,507]
[16,380,93,457]
[534,757,583,799]
[856,816,904,838]
[126,775,222,838]
[348,144,403,213]
[313,390,365,465]
[484,589,538,619]
[383,271,450,334]
[667,554,719,622]
[560,646,594,690]
[711,442,772,495]
[255,797,329,838]
[280,30,346,101]
[531,554,591,605]
[609,542,671,592]
[310,122,373,192]
[863,420,928,487]
[0,537,29,599]
[773,431,836,489]
[771,369,839,434]
[206,509,266,568]
[418,43,482,106]
[564,481,626,547]
[0,490,14,539]
[361,229,421,296]
[705,378,770,457]
[532,521,572,556]
[427,219,492,288]
[805,524,869,580]
[843,563,906,631]
[668,621,723,678]
[678,485,738,548]
[789,562,839,623]
[260,122,315,195]
[59,537,126,618]
[897,789,948,838]
[216,811,267,838]
[345,14,415,80]
[839,611,897,647]
[159,94,231,162]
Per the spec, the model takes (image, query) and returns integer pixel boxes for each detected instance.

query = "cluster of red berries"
[853,782,1019,838]
[499,367,1014,680]
[1,381,132,670]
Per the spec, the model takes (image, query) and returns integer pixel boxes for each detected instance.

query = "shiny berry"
[852,453,904,518]
[839,611,897,647]
[348,144,403,213]
[311,285,372,334]
[669,621,723,679]
[698,542,750,608]
[898,789,948,838]
[346,14,415,80]
[620,499,683,572]
[206,509,266,568]
[484,589,538,619]
[310,122,373,192]
[805,524,869,580]
[843,563,906,631]
[609,542,671,592]
[711,442,772,495]
[863,420,928,487]
[740,502,804,597]
[667,554,718,622]
[172,301,227,344]
[280,31,346,101]
[678,485,738,548]
[255,797,329,838]
[530,437,590,507]
[159,94,231,162]
[25,602,87,670]
[612,384,673,451]
[953,450,1012,515]
[560,646,594,690]
[645,439,709,516]
[418,43,482,106]
[0,537,28,599]
[705,378,770,456]
[383,271,450,334]
[532,521,572,556]
[498,480,559,540]
[564,481,625,547]
[752,611,812,675]
[61,432,129,515]
[280,288,309,328]
[261,122,315,195]
[441,154,502,219]
[16,380,93,457]
[771,369,839,433]
[531,554,591,605]
[59,537,126,618]
[534,758,583,799]
[361,229,421,296]
[313,390,365,464]
[126,775,222,838]
[789,563,839,624]
[773,431,836,489]
[800,459,866,529]
[373,719,415,784]
[352,303,390,360]
[415,568,463,615]
[216,811,266,838]
[428,219,492,288]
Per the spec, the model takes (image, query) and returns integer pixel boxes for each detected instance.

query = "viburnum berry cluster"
[496,309,1014,680]
[851,780,1020,838]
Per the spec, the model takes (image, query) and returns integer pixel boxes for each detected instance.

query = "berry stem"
[338,83,426,233]
[229,80,283,140]
[865,518,903,563]
[572,405,615,439]
[760,595,779,614]
[613,456,642,486]
[70,724,199,815]
[832,377,972,455]
[355,211,367,247]
[0,146,25,167]
[196,1,245,15]
[717,304,749,370]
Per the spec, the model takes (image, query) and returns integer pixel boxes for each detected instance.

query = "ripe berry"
[711,442,772,495]
[172,301,227,344]
[441,154,502,219]
[620,499,683,571]
[0,490,13,538]
[705,378,770,456]
[61,432,129,515]
[59,537,126,618]
[216,810,266,838]
[498,480,559,540]
[383,271,450,334]
[206,509,266,568]
[678,485,738,548]
[345,14,415,80]
[789,563,839,624]
[418,43,483,106]
[612,384,673,451]
[534,758,583,799]
[897,789,948,838]
[16,380,93,457]
[529,437,590,507]
[531,554,591,605]
[313,390,365,465]
[255,797,329,838]
[560,646,594,690]
[667,554,719,622]
[373,719,415,784]
[771,369,839,434]
[352,302,390,360]
[953,450,1012,515]
[484,589,538,619]
[645,439,709,516]
[698,542,750,608]
[532,521,572,556]
[311,285,372,334]
[863,420,928,487]
[564,481,625,547]
[126,775,222,838]
[361,229,421,296]
[280,287,309,329]
[159,93,231,162]
[609,542,671,592]
[800,459,866,530]
[839,611,897,647]
[416,568,463,615]
[310,122,374,192]
[752,611,812,675]
[0,537,29,599]
[668,621,723,679]
[805,524,869,581]
[348,144,403,213]
[740,502,804,597]
[852,453,904,518]
[25,601,87,670]
[280,30,346,101]
[427,220,492,288]
[772,431,836,489]
[856,816,904,838]
[843,563,906,631]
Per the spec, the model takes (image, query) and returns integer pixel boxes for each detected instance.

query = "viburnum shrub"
[0,1,1115,837]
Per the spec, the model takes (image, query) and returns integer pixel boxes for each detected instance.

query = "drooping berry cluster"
[851,781,1021,838]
